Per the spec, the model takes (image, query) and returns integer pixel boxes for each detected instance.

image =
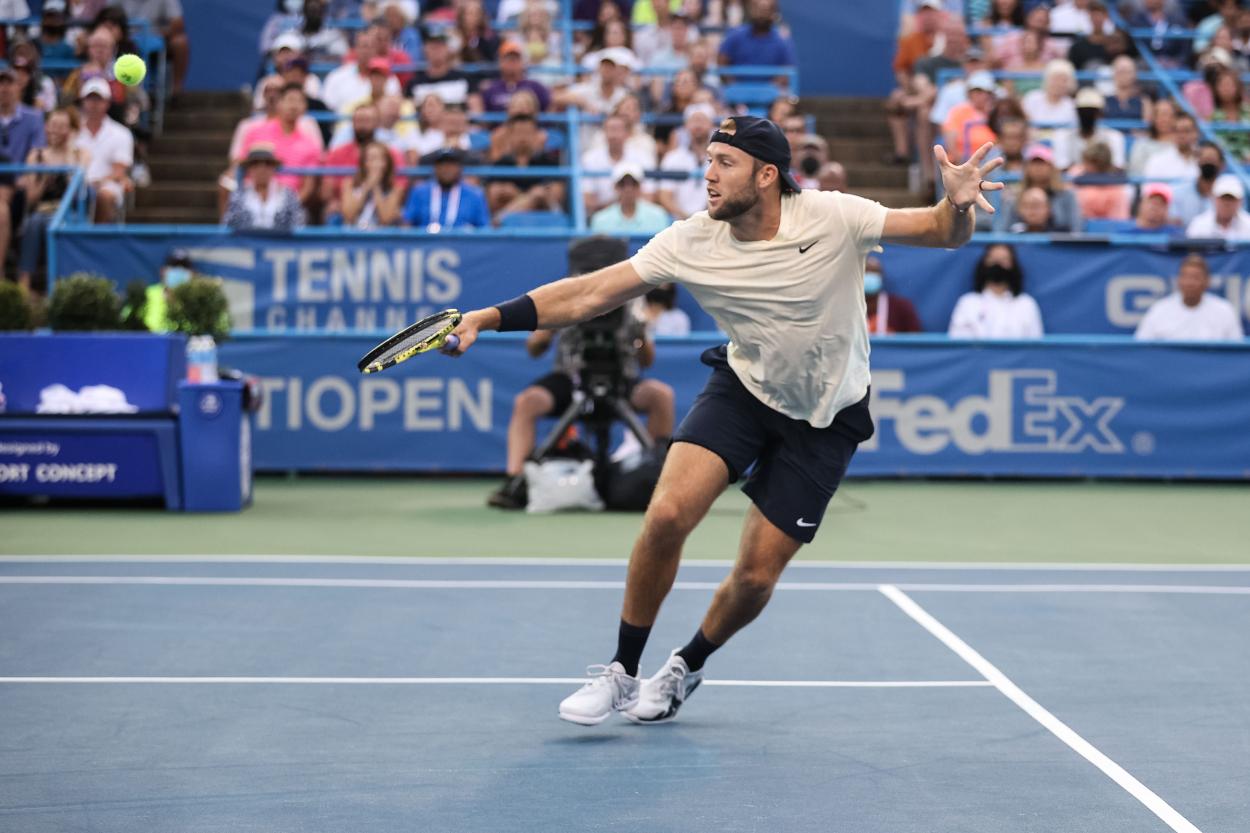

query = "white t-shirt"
[947,290,1045,339]
[1052,125,1126,170]
[75,117,134,184]
[1185,209,1250,240]
[581,145,654,207]
[630,190,888,427]
[1142,146,1200,183]
[413,131,471,158]
[1134,293,1244,341]
[1020,91,1076,129]
[322,64,402,112]
[659,145,707,219]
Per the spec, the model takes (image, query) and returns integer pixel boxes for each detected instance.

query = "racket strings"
[374,320,450,362]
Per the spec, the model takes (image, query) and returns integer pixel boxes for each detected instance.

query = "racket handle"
[442,334,461,352]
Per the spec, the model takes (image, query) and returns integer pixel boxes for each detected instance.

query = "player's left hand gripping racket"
[357,309,462,374]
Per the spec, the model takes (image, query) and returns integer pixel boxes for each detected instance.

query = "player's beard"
[708,182,760,221]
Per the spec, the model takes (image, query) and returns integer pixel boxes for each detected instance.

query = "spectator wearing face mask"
[1053,87,1125,170]
[864,256,922,335]
[132,249,229,334]
[1172,142,1224,226]
[948,243,1044,339]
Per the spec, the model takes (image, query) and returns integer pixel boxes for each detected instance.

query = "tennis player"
[446,116,1002,725]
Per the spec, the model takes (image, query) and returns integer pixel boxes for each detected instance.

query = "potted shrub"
[0,281,34,331]
[47,273,121,331]
[166,278,230,340]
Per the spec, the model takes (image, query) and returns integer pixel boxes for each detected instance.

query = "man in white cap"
[1135,254,1244,341]
[591,162,671,234]
[74,77,133,223]
[1186,174,1250,240]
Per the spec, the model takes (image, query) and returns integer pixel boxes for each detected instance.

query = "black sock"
[676,628,721,672]
[611,619,651,676]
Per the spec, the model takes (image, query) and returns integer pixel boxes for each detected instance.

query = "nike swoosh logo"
[796,518,817,528]
[798,241,817,254]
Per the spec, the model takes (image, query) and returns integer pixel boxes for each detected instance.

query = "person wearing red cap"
[1131,183,1182,236]
[322,29,401,112]
[482,41,552,112]
[444,116,1003,727]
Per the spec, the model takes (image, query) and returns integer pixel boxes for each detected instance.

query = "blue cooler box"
[178,381,254,512]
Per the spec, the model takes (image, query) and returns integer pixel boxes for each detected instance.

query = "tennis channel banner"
[217,334,1250,479]
[52,231,1250,336]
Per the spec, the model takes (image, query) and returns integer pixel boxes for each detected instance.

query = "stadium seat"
[1082,219,1139,234]
[498,211,571,229]
[723,82,784,108]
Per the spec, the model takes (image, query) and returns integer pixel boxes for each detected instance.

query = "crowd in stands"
[225,0,807,232]
[0,1,187,291]
[890,0,1250,242]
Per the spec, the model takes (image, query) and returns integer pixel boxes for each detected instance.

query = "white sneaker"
[558,661,640,726]
[623,651,703,724]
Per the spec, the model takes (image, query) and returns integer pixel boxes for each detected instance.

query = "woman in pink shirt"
[238,83,323,209]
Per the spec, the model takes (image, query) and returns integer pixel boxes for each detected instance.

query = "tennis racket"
[357,309,462,374]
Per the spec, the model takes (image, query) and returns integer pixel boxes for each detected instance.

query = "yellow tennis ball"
[114,54,146,86]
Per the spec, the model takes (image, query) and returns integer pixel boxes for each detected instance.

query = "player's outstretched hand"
[934,142,1004,214]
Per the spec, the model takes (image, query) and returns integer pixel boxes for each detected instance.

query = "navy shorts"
[672,346,874,544]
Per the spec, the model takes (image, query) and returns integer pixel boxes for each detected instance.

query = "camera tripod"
[529,372,655,499]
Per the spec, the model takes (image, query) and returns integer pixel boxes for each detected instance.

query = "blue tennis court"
[1,557,1246,832]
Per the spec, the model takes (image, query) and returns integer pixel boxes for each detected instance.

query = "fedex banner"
[52,231,1250,336]
[218,334,1250,479]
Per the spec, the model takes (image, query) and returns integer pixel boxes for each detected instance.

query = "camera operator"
[488,297,676,510]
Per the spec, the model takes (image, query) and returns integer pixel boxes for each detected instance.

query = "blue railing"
[1104,5,1250,198]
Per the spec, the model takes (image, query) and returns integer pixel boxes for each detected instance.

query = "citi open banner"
[53,231,1250,335]
[218,334,1250,479]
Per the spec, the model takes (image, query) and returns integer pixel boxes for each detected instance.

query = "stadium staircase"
[807,97,927,209]
[131,91,248,225]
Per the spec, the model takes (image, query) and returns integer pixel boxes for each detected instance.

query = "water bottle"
[0,382,6,414]
[186,335,219,384]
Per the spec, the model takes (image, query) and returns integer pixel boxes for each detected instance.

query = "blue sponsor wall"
[218,334,1250,479]
[52,231,1250,336]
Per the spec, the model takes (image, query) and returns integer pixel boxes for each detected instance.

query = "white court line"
[1,576,1248,594]
[2,555,1249,572]
[879,584,1203,833]
[0,676,992,688]
[891,583,1250,596]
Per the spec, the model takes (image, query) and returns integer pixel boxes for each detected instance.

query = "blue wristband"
[494,294,538,332]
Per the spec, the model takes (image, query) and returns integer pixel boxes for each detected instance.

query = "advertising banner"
[217,334,1250,479]
[54,231,1250,336]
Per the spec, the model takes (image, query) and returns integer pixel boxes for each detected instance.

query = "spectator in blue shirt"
[0,65,46,279]
[718,0,797,68]
[590,163,671,234]
[403,148,490,231]
[1127,0,1191,68]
